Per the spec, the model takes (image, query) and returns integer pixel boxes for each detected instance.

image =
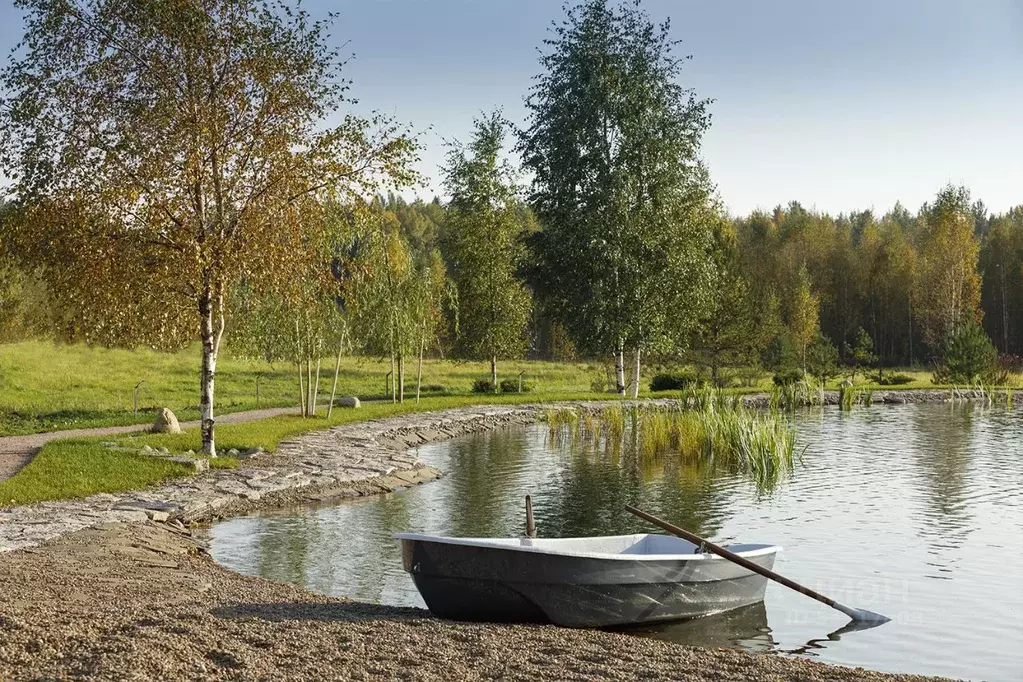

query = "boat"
[393,532,780,628]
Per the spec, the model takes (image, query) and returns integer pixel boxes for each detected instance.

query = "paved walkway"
[0,407,299,483]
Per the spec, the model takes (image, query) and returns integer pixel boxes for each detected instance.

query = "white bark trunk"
[631,346,641,399]
[491,356,498,392]
[199,283,222,457]
[297,360,306,417]
[398,353,405,403]
[327,344,343,420]
[416,337,424,404]
[614,341,626,396]
[311,357,321,416]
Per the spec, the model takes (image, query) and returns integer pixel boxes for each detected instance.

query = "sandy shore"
[0,522,957,682]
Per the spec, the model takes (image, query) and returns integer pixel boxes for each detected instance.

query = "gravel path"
[0,407,299,482]
[0,522,957,682]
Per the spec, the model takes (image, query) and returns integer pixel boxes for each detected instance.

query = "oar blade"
[838,605,890,624]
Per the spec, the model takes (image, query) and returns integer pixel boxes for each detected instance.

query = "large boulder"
[336,396,361,409]
[152,407,181,434]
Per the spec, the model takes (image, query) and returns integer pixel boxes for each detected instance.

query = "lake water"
[208,403,1023,681]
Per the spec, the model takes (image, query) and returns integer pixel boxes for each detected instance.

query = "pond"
[207,403,1023,681]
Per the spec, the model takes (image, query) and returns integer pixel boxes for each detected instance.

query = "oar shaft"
[625,505,839,611]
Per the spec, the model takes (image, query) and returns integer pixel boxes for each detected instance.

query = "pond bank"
[0,521,956,681]
[0,390,1011,552]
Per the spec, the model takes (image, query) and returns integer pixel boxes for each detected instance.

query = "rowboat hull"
[395,533,779,628]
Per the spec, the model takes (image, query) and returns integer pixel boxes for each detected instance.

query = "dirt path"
[0,407,299,483]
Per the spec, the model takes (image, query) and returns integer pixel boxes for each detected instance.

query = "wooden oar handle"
[624,504,838,610]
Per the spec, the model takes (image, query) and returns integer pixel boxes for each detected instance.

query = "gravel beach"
[0,522,958,682]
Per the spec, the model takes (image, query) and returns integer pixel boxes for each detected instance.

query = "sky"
[0,0,1020,217]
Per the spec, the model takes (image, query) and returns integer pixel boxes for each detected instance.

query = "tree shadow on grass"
[212,601,432,624]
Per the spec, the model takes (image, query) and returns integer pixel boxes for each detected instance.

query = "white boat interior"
[394,532,780,561]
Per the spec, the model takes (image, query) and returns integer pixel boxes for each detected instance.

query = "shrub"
[933,322,998,385]
[471,378,496,394]
[650,371,703,392]
[772,369,804,386]
[499,378,532,393]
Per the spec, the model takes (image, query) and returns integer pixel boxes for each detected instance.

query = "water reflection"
[208,404,1023,681]
[622,602,775,653]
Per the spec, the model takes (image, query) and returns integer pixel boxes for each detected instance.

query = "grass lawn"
[0,441,194,506]
[0,340,604,436]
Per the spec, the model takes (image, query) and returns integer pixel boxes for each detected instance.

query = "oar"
[625,505,890,625]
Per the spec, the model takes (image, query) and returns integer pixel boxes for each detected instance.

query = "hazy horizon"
[1,0,1019,216]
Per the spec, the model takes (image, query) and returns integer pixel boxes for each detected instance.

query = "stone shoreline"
[0,390,1011,553]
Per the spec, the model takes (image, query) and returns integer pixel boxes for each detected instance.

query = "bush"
[471,378,496,394]
[499,378,532,393]
[772,369,804,386]
[649,371,703,392]
[876,373,913,386]
[933,322,998,385]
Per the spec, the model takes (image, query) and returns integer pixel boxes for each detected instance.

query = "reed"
[566,402,795,489]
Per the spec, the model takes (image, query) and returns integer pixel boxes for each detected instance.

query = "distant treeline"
[340,189,1022,369]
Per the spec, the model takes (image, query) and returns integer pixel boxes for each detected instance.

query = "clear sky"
[1,0,1020,216]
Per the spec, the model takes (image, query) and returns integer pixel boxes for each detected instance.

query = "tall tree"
[520,0,713,396]
[914,185,982,352]
[0,0,418,455]
[442,111,532,389]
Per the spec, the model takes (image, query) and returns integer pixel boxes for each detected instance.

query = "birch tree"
[520,0,714,396]
[0,0,418,455]
[442,112,532,389]
[914,185,982,351]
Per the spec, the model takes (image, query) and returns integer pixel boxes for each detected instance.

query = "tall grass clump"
[567,401,796,490]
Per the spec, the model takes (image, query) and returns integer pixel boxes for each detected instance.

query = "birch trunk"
[390,353,396,403]
[327,344,343,419]
[295,319,306,416]
[491,356,498,392]
[631,347,641,399]
[306,357,313,417]
[416,337,424,404]
[398,353,405,403]
[199,282,224,457]
[614,341,626,396]
[311,357,321,416]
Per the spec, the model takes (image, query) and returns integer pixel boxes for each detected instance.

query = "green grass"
[0,340,604,436]
[0,441,193,506]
